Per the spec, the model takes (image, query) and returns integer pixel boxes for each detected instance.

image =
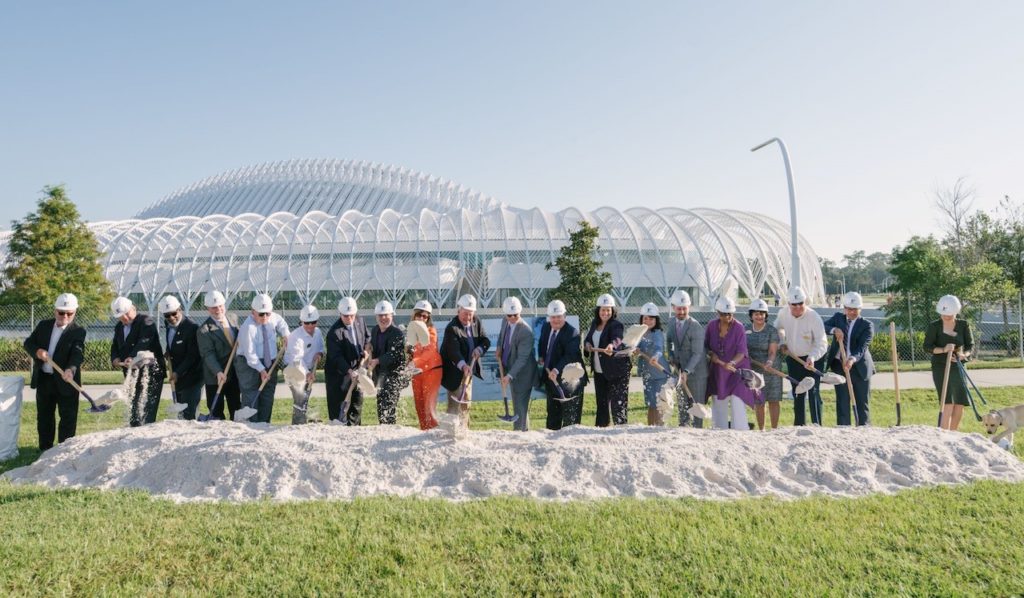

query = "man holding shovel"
[159,295,204,420]
[24,293,86,451]
[325,297,370,425]
[666,290,708,428]
[441,294,490,427]
[197,290,240,420]
[824,291,874,426]
[774,286,828,426]
[497,296,535,431]
[235,293,289,423]
[110,296,165,426]
[538,300,586,430]
[284,305,324,424]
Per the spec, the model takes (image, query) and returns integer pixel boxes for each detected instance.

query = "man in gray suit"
[666,290,708,427]
[497,296,536,431]
[196,290,240,420]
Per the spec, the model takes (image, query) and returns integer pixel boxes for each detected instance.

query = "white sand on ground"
[4,421,1023,503]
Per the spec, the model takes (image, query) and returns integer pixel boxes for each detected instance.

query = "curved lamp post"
[751,137,800,290]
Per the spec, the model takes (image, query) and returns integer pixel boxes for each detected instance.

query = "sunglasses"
[413,312,429,319]
[789,302,804,307]
[56,311,75,317]
[163,313,178,319]
[302,321,318,326]
[257,312,271,317]
[505,314,518,318]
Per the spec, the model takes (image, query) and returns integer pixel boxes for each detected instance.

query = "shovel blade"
[688,402,711,420]
[821,372,846,385]
[87,404,113,413]
[794,377,816,395]
[234,406,258,422]
[167,402,189,414]
[498,414,519,423]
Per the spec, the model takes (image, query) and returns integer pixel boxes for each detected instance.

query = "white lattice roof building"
[4,159,825,312]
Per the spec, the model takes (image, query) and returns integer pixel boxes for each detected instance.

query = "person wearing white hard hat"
[924,294,974,430]
[773,286,828,426]
[283,305,325,424]
[441,294,491,426]
[159,295,204,420]
[635,303,671,425]
[538,299,586,430]
[197,290,241,420]
[585,293,630,426]
[666,289,708,428]
[367,300,406,425]
[496,296,536,431]
[23,293,87,450]
[235,293,290,423]
[325,296,371,424]
[110,296,166,426]
[408,299,442,430]
[823,291,875,426]
[704,296,756,430]
[746,299,782,430]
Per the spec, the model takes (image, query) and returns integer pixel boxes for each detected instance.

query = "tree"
[1,185,114,319]
[934,176,976,269]
[545,221,612,319]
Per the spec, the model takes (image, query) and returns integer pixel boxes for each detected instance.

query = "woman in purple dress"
[704,296,757,430]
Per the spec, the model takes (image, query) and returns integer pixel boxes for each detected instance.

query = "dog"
[981,404,1024,447]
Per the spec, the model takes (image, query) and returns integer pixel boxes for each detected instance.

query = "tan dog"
[982,405,1024,446]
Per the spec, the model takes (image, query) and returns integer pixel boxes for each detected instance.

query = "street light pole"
[752,137,800,290]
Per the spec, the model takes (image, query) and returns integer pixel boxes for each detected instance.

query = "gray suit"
[196,314,240,419]
[666,315,708,427]
[498,319,536,431]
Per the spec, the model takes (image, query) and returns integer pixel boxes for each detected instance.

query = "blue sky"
[2,1,1022,262]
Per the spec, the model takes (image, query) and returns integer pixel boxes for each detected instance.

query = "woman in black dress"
[584,293,630,426]
[923,294,973,430]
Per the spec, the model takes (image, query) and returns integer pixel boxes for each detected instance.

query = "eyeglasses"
[163,313,177,320]
[505,314,518,319]
[789,302,804,307]
[257,312,271,317]
[302,321,318,326]
[413,312,429,319]
[56,311,75,317]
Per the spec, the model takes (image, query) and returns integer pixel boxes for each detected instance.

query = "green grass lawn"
[2,387,1023,596]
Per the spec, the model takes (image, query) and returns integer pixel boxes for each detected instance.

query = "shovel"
[165,357,188,415]
[198,340,238,422]
[495,352,518,423]
[780,346,845,385]
[338,346,370,423]
[678,379,711,420]
[836,340,859,427]
[449,355,479,405]
[235,342,286,422]
[44,358,112,413]
[750,358,815,395]
[889,322,902,426]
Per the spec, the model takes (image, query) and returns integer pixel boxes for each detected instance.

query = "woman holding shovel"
[704,296,757,430]
[924,294,973,431]
[636,303,670,425]
[746,299,782,430]
[408,300,442,430]
[585,294,630,427]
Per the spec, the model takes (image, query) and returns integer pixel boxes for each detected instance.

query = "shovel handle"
[837,340,858,426]
[257,341,287,392]
[215,341,239,395]
[636,351,667,372]
[888,322,901,409]
[44,358,86,394]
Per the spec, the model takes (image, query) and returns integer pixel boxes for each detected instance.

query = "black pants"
[376,374,401,425]
[36,373,78,451]
[832,361,871,426]
[128,365,164,427]
[545,380,584,430]
[786,355,822,426]
[327,376,363,425]
[203,375,241,420]
[594,372,629,427]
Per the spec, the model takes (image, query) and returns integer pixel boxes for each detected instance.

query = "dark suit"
[440,315,490,422]
[538,321,587,430]
[584,318,630,426]
[111,314,165,426]
[325,318,370,424]
[24,319,86,450]
[165,317,203,419]
[370,324,406,424]
[196,314,240,420]
[824,313,874,426]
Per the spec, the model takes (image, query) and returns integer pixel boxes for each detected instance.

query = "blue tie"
[545,329,557,368]
[502,325,513,367]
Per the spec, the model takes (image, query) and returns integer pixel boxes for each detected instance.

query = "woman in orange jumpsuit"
[409,300,443,430]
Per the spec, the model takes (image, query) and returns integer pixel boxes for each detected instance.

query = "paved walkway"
[14,368,1024,403]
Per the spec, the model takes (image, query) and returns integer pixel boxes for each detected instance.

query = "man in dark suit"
[368,300,406,424]
[824,291,875,426]
[441,294,491,426]
[538,299,587,430]
[110,296,166,426]
[159,295,204,420]
[24,293,86,451]
[196,290,240,420]
[325,296,370,425]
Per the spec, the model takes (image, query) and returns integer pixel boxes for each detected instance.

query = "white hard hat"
[787,286,807,304]
[842,292,864,309]
[374,300,394,315]
[596,293,616,308]
[547,299,567,317]
[337,297,358,315]
[715,296,737,314]
[54,293,79,311]
[456,294,477,311]
[640,302,660,317]
[110,296,133,318]
[158,295,182,314]
[300,305,320,322]
[251,293,273,313]
[748,298,770,313]
[502,296,523,315]
[936,294,962,316]
[670,290,692,308]
[204,290,226,308]
[413,299,433,313]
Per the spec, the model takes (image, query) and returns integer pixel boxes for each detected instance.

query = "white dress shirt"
[773,308,827,361]
[238,313,290,372]
[284,326,325,370]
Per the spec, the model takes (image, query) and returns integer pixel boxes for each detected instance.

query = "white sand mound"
[4,422,1023,503]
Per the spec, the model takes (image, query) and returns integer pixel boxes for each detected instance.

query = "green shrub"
[869,329,925,362]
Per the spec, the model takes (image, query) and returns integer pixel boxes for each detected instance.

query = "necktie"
[465,325,475,356]
[545,329,558,368]
[262,324,272,368]
[167,326,176,348]
[502,324,513,367]
[220,319,234,343]
[349,325,357,348]
[376,328,385,355]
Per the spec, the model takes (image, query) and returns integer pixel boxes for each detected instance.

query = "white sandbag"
[405,320,430,348]
[621,324,648,349]
[0,376,26,461]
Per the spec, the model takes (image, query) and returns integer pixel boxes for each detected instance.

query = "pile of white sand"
[5,421,1023,502]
